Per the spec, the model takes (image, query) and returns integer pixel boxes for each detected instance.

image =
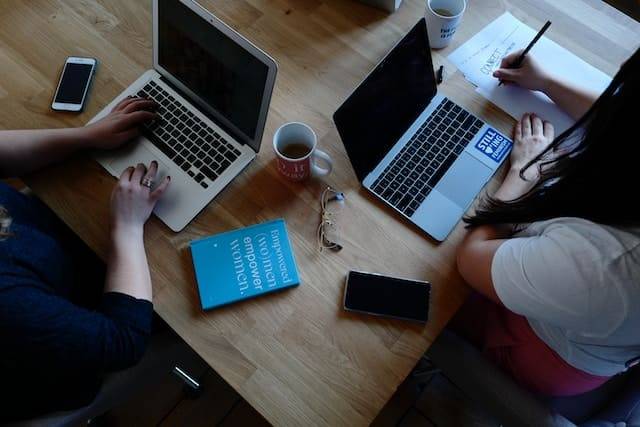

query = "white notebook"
[448,12,611,134]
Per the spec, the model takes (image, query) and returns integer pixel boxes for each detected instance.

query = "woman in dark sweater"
[0,96,170,419]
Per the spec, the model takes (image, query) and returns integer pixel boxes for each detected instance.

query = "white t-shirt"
[491,217,640,377]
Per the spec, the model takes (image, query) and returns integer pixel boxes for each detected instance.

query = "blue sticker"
[474,128,512,163]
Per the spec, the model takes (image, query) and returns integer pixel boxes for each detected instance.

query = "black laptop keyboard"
[371,98,484,217]
[136,80,241,189]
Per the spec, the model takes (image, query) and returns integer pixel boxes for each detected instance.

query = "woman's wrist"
[541,73,560,99]
[494,167,538,202]
[106,222,153,302]
[73,126,100,149]
[48,127,93,150]
[111,222,145,247]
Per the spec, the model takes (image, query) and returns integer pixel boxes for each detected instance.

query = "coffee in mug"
[280,143,312,159]
[273,122,333,182]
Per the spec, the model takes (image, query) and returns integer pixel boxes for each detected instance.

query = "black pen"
[436,65,444,84]
[498,20,551,86]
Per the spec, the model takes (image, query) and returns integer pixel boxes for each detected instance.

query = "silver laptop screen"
[157,0,269,143]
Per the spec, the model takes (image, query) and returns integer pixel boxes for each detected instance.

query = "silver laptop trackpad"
[434,152,492,209]
[413,190,464,241]
[109,143,170,191]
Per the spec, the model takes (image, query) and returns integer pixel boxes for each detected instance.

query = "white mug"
[425,0,466,49]
[273,122,333,182]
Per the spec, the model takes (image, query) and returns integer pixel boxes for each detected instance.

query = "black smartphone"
[343,270,430,323]
[51,56,97,112]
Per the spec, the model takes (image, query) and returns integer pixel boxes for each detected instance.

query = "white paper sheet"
[448,12,611,133]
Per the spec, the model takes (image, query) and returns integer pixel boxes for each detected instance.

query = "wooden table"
[1,0,638,424]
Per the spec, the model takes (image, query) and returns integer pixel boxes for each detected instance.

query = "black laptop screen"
[158,0,269,143]
[333,19,437,182]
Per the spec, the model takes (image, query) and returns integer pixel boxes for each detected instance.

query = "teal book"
[190,219,300,310]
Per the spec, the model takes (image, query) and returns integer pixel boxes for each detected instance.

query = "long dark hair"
[465,48,640,228]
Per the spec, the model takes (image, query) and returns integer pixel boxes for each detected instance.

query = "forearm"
[493,167,536,202]
[456,170,529,302]
[461,168,532,254]
[544,75,600,121]
[105,227,152,301]
[0,128,90,177]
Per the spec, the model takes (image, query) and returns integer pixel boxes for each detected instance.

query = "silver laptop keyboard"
[371,98,484,217]
[136,80,241,189]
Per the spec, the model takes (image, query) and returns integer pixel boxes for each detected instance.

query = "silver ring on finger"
[141,177,154,189]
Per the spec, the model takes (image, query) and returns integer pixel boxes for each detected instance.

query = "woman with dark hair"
[456,48,640,396]
[0,97,170,419]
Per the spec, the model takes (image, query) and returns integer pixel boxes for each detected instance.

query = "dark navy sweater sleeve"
[0,285,153,372]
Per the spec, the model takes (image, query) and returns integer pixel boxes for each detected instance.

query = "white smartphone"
[51,56,97,112]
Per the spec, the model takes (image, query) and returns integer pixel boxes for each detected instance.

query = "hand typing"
[84,97,158,150]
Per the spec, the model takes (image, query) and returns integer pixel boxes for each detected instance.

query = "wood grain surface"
[1,0,638,424]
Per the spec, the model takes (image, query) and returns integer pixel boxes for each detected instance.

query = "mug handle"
[312,149,333,177]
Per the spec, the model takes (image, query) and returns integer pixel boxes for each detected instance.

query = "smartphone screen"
[53,60,95,109]
[344,271,430,322]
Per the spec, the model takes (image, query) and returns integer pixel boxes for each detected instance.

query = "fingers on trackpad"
[109,147,170,188]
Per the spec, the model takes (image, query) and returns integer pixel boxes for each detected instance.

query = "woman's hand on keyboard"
[84,96,158,150]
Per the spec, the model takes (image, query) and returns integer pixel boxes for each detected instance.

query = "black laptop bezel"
[333,18,438,182]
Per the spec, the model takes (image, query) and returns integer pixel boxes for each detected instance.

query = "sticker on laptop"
[474,128,512,163]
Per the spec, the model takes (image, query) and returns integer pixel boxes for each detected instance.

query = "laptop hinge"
[157,75,247,148]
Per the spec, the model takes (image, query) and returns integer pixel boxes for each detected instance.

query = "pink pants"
[451,295,610,397]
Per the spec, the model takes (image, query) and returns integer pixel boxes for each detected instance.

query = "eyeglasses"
[317,187,345,252]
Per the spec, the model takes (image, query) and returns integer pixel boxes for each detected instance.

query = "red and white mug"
[273,122,333,182]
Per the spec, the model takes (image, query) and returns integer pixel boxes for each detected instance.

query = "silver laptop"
[333,19,512,241]
[90,0,277,232]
